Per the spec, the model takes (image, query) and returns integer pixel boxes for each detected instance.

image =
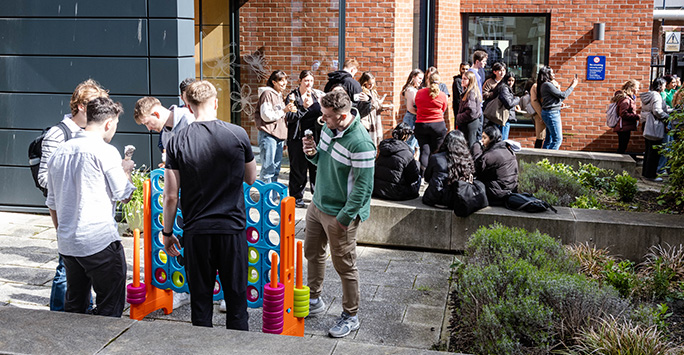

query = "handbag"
[642,112,665,141]
[452,175,489,217]
[483,95,510,126]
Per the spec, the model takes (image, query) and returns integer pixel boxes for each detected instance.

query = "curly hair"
[437,130,475,184]
[392,122,413,141]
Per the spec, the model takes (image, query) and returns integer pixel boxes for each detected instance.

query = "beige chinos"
[304,203,360,316]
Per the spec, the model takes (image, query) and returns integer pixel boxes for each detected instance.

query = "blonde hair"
[461,71,481,103]
[133,97,162,124]
[611,79,640,103]
[429,73,441,99]
[343,58,359,71]
[185,80,217,107]
[70,79,108,117]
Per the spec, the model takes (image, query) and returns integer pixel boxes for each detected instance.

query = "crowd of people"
[40,52,680,342]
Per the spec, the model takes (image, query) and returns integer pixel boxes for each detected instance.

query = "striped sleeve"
[336,139,375,226]
[38,127,66,189]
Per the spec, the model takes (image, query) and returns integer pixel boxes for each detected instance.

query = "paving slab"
[0,306,135,355]
[0,282,50,306]
[0,265,54,286]
[102,317,338,355]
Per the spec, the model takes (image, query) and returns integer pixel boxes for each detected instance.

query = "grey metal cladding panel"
[0,19,148,56]
[0,93,183,131]
[0,166,45,207]
[0,93,71,129]
[149,58,188,96]
[148,0,194,19]
[149,19,194,57]
[0,56,149,94]
[0,1,147,17]
[0,130,36,166]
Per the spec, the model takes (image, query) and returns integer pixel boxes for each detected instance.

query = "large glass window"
[463,14,549,93]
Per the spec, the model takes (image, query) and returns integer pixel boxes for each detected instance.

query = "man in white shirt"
[38,79,108,312]
[46,97,136,317]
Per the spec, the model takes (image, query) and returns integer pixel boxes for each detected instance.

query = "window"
[463,14,549,94]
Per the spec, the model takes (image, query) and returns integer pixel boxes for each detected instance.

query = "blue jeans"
[541,109,563,150]
[50,256,67,311]
[657,128,673,173]
[402,111,418,151]
[51,255,93,312]
[258,130,284,183]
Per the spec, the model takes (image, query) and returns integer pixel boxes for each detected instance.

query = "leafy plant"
[603,260,638,298]
[575,161,615,192]
[566,316,682,355]
[119,166,149,232]
[566,242,615,280]
[659,112,684,212]
[519,160,586,207]
[571,195,603,209]
[614,171,638,202]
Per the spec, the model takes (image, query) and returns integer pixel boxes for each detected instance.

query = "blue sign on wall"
[586,56,606,81]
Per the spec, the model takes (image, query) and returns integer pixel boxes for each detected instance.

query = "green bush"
[614,171,638,202]
[450,225,631,354]
[571,195,603,209]
[575,161,615,192]
[519,161,586,207]
[119,166,149,232]
[660,112,684,212]
[603,260,638,298]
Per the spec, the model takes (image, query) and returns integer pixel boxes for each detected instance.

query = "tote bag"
[642,112,665,141]
[452,175,489,217]
[483,96,510,126]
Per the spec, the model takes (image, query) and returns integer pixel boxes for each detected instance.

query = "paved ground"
[0,183,458,353]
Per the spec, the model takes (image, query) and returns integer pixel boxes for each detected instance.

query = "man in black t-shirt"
[162,80,257,329]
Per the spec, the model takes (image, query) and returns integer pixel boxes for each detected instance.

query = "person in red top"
[414,73,448,175]
[611,79,641,154]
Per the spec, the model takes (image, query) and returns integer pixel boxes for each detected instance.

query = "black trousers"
[458,118,481,149]
[415,121,448,175]
[616,131,631,154]
[642,138,662,179]
[61,241,126,317]
[287,139,317,200]
[184,232,249,330]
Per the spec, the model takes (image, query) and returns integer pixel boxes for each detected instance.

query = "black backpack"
[28,122,72,197]
[505,192,557,213]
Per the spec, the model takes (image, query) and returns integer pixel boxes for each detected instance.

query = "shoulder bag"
[483,95,510,126]
[642,112,665,141]
[452,174,489,217]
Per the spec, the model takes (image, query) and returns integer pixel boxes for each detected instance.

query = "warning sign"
[665,32,681,52]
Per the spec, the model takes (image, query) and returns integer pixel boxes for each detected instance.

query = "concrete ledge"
[359,198,684,262]
[516,148,638,177]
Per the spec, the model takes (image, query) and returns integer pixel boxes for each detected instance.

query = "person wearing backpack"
[38,79,109,312]
[611,80,641,154]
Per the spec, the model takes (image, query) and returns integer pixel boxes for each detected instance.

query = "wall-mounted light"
[593,23,605,41]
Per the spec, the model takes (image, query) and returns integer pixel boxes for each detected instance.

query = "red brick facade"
[236,0,653,152]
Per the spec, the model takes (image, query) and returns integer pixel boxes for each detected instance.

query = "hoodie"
[254,86,288,140]
[373,138,420,201]
[640,90,670,121]
[323,70,372,117]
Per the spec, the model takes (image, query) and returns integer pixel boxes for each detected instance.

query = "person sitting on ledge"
[373,123,421,201]
[471,125,519,205]
[422,130,475,208]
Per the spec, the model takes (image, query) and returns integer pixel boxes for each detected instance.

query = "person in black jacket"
[422,130,475,208]
[471,125,518,205]
[486,73,520,140]
[285,70,324,208]
[452,62,470,119]
[323,58,372,117]
[373,123,421,201]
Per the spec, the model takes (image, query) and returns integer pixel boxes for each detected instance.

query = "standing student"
[456,71,482,148]
[302,90,375,338]
[359,71,389,147]
[46,97,135,317]
[414,73,449,176]
[400,69,424,155]
[324,58,371,117]
[469,50,489,140]
[640,77,671,182]
[452,62,470,119]
[611,79,641,154]
[285,70,324,208]
[39,79,108,312]
[255,70,297,184]
[134,97,195,151]
[537,66,578,150]
[162,80,257,329]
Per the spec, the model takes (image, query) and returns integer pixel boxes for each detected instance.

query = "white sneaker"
[173,292,190,309]
[308,297,326,316]
[328,312,360,338]
[219,299,227,313]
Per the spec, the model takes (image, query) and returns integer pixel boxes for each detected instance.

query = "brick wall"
[460,0,653,152]
[434,0,461,130]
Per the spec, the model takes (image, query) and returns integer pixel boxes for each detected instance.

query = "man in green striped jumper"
[302,90,375,338]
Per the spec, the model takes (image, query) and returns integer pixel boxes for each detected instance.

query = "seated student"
[422,130,475,208]
[471,125,519,205]
[373,123,421,201]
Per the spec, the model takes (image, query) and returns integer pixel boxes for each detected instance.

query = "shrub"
[613,171,638,202]
[566,242,615,280]
[119,166,149,232]
[660,112,684,211]
[571,194,603,209]
[518,161,586,206]
[575,161,615,192]
[637,244,684,300]
[450,225,631,354]
[566,316,682,355]
[603,260,639,298]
